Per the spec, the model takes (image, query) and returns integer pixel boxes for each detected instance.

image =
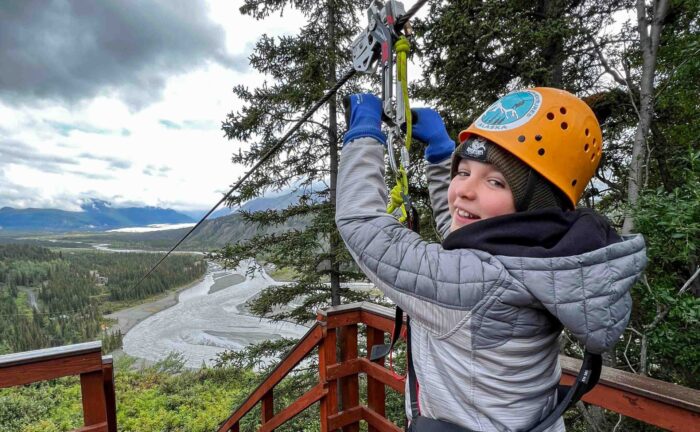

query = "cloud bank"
[0,0,247,110]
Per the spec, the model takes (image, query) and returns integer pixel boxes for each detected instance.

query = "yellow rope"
[387,36,412,223]
[396,37,412,152]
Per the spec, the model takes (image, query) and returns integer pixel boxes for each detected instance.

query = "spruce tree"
[411,0,629,123]
[221,0,373,323]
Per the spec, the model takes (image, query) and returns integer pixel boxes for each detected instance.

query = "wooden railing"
[218,302,700,432]
[1,304,698,431]
[0,341,117,432]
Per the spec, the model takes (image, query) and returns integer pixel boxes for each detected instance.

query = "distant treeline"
[0,244,206,354]
[62,250,207,301]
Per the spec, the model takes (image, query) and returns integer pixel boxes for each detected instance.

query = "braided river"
[121,260,310,368]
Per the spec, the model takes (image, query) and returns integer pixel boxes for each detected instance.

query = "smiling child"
[336,89,647,432]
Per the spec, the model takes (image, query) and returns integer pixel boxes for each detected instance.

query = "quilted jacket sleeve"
[426,157,452,239]
[336,138,505,336]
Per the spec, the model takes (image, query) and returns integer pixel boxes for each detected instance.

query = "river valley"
[118,260,310,368]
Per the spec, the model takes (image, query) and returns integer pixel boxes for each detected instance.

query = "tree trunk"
[327,0,341,307]
[622,0,670,234]
[326,0,348,418]
[541,0,566,87]
[650,122,674,192]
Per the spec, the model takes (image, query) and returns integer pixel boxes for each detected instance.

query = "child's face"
[447,159,516,232]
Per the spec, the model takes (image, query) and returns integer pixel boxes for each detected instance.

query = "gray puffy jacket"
[335,138,647,431]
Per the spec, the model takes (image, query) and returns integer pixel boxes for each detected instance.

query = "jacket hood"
[443,208,622,257]
[443,208,647,353]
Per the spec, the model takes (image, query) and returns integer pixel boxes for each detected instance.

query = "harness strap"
[407,316,420,418]
[370,306,404,361]
[526,351,602,432]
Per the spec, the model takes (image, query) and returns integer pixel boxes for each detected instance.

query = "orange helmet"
[458,88,602,208]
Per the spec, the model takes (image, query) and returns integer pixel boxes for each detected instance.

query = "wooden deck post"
[340,324,359,432]
[366,326,386,432]
[80,369,108,427]
[262,390,275,426]
[102,357,117,432]
[319,324,338,432]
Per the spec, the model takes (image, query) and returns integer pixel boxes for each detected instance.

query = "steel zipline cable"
[130,0,430,292]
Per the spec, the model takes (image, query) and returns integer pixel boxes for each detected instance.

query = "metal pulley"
[350,0,415,225]
[350,0,408,128]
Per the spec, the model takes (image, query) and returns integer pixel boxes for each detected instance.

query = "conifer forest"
[1,0,698,431]
[0,244,206,354]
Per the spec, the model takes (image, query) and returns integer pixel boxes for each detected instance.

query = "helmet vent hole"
[538,148,545,156]
[561,122,568,130]
[547,112,555,120]
[591,153,596,162]
[572,179,578,186]
[560,107,567,115]
[518,135,526,142]
[585,128,590,136]
[584,143,590,152]
[535,134,542,141]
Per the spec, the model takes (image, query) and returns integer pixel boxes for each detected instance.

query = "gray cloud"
[159,119,219,130]
[143,164,172,177]
[159,120,182,130]
[0,0,248,110]
[0,138,129,179]
[0,168,40,208]
[47,121,111,137]
[0,138,78,173]
[0,169,87,210]
[78,152,132,170]
[66,170,115,181]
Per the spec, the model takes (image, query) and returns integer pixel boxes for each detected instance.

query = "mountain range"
[0,189,317,233]
[0,199,194,232]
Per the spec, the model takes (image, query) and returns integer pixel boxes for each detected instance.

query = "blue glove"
[342,93,386,146]
[411,108,455,163]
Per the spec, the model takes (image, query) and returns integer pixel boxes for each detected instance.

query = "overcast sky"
[0,0,303,212]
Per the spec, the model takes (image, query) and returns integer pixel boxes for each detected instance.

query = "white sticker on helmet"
[475,90,542,131]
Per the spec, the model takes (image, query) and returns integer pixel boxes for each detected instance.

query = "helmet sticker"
[475,90,542,131]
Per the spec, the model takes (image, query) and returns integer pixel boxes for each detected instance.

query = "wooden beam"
[362,406,402,432]
[561,356,700,431]
[361,358,405,393]
[261,390,274,425]
[319,325,338,432]
[340,324,359,432]
[73,423,108,432]
[259,383,326,432]
[366,327,386,432]
[0,341,102,368]
[217,324,323,432]
[318,302,367,318]
[327,358,362,381]
[0,351,102,388]
[327,406,363,431]
[325,311,363,329]
[101,356,117,432]
[361,312,396,334]
[81,369,108,427]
